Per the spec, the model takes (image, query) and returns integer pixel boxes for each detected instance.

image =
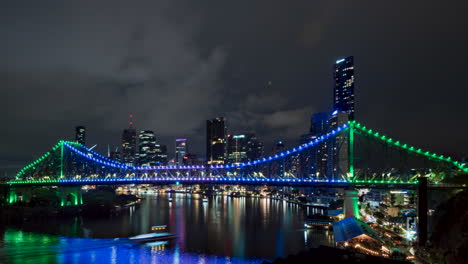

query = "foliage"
[424,189,468,263]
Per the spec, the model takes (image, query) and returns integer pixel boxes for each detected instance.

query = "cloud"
[225,91,313,145]
[0,1,228,175]
[300,23,322,47]
[263,108,311,129]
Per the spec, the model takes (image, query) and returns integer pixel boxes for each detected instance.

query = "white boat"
[202,198,208,202]
[128,232,175,243]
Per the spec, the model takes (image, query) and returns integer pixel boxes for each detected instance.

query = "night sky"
[2,1,468,177]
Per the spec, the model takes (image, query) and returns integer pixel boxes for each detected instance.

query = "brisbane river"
[0,193,334,264]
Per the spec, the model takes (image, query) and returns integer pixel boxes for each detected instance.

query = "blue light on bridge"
[12,177,354,185]
[18,123,357,185]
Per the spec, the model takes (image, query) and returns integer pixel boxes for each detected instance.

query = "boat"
[128,232,175,243]
[168,197,172,202]
[230,192,241,198]
[304,220,333,229]
[202,198,208,202]
[305,214,334,230]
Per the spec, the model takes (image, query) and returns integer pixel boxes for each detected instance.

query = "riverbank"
[0,188,140,221]
[263,245,409,264]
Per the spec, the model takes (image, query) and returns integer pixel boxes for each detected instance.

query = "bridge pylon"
[417,176,428,246]
[343,186,360,219]
[348,121,355,180]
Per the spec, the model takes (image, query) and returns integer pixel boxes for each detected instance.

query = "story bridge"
[5,120,466,188]
[2,120,467,245]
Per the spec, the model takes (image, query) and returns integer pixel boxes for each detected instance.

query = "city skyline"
[2,1,468,178]
[3,52,468,176]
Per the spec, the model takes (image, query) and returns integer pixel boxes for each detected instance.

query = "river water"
[0,193,334,264]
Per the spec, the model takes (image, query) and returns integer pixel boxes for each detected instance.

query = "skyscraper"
[207,117,227,164]
[246,134,264,161]
[299,133,325,178]
[302,112,330,178]
[310,112,329,134]
[175,139,187,165]
[227,134,249,164]
[334,56,355,120]
[121,115,137,166]
[138,130,157,166]
[154,144,168,165]
[75,126,86,145]
[327,111,349,178]
[272,140,285,177]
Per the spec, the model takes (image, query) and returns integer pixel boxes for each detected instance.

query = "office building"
[327,111,349,178]
[175,139,187,165]
[207,117,227,164]
[138,130,157,166]
[122,127,137,166]
[154,144,168,165]
[302,112,331,178]
[310,112,329,135]
[334,56,355,120]
[75,126,86,145]
[227,134,250,164]
[299,133,313,177]
[246,135,264,161]
[273,140,285,177]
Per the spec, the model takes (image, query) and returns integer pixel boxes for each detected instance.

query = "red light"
[129,122,133,125]
[183,156,188,159]
[130,114,133,118]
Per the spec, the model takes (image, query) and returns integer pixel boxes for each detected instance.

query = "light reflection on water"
[0,193,334,263]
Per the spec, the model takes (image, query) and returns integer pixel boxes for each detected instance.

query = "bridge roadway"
[2,177,424,189]
[3,177,464,190]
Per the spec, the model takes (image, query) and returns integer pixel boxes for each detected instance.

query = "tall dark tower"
[75,126,86,145]
[206,117,227,164]
[334,56,355,120]
[122,115,137,166]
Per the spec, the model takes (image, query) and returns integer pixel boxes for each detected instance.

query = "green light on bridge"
[350,120,466,177]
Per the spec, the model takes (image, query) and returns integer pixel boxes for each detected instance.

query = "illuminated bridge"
[5,120,467,188]
[3,120,467,245]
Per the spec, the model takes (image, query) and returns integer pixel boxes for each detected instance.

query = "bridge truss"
[9,121,468,186]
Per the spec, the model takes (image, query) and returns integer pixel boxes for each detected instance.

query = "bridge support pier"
[417,177,428,246]
[343,187,360,219]
[59,186,83,206]
[1,185,12,203]
[7,187,34,204]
